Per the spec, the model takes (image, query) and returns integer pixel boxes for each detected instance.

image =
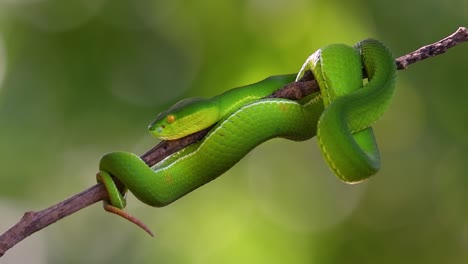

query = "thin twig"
[396,27,468,69]
[1,26,467,258]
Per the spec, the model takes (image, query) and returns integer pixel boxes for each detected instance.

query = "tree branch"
[1,26,467,257]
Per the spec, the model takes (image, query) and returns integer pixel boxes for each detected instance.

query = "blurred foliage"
[0,0,467,263]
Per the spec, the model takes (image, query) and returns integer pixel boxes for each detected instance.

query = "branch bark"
[1,26,467,257]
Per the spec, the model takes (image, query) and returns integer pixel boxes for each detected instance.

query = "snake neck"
[213,74,296,118]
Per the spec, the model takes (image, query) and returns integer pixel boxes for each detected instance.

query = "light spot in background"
[0,0,42,5]
[107,38,200,107]
[59,146,105,190]
[244,0,369,51]
[431,146,467,229]
[147,187,256,264]
[131,1,203,105]
[0,201,46,264]
[243,0,308,50]
[0,34,6,96]
[1,0,106,32]
[134,0,203,42]
[462,223,468,251]
[374,80,427,153]
[49,214,136,263]
[429,69,468,146]
[247,139,366,233]
[95,2,201,108]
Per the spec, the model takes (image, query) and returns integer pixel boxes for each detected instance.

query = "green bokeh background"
[1,0,467,263]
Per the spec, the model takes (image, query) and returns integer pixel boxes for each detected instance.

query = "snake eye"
[166,115,176,124]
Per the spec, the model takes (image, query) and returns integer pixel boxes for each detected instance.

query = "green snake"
[97,39,396,234]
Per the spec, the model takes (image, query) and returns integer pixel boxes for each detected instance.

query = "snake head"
[148,97,220,140]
